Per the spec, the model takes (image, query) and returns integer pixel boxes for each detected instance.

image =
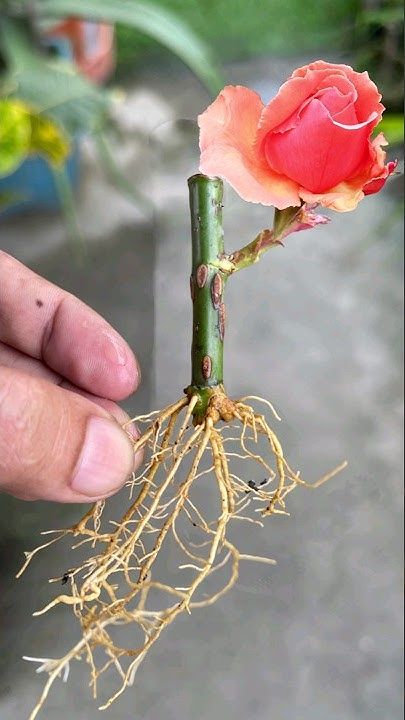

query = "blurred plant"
[0,0,223,237]
[115,0,360,71]
[378,113,404,145]
[355,0,404,112]
[0,99,69,171]
[0,96,69,209]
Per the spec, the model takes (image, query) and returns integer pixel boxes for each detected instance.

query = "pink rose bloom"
[198,61,397,212]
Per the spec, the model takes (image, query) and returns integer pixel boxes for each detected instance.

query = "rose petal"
[299,135,396,211]
[332,101,358,125]
[257,62,383,149]
[198,64,390,213]
[257,68,355,140]
[315,87,358,123]
[363,163,395,195]
[299,181,365,212]
[264,97,378,193]
[291,60,384,123]
[198,85,300,208]
[267,77,358,136]
[363,159,397,195]
[345,132,396,196]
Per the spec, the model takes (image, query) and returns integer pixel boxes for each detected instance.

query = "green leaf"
[38,0,224,94]
[0,92,70,178]
[1,19,108,136]
[359,7,404,27]
[0,98,31,176]
[29,113,70,166]
[13,62,107,134]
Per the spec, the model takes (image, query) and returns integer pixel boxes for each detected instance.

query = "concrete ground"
[0,57,403,720]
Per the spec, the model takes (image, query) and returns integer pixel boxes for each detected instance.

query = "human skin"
[0,250,141,502]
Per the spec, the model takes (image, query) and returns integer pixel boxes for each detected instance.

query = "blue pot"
[0,143,80,217]
[0,34,80,218]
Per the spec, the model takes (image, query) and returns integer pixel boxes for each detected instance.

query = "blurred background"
[0,1,403,719]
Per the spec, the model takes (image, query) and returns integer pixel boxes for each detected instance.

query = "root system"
[18,389,346,720]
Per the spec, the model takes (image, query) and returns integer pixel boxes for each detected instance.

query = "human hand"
[0,251,142,502]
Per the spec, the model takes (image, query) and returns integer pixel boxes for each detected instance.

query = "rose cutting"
[199,60,397,211]
[19,60,396,720]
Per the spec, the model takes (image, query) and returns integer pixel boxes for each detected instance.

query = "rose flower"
[198,60,397,211]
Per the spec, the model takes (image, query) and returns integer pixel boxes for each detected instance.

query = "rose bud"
[198,60,397,212]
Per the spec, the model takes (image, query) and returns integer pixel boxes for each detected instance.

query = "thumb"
[0,366,139,502]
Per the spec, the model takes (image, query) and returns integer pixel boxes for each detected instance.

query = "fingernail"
[102,332,141,391]
[71,416,134,497]
[122,417,141,441]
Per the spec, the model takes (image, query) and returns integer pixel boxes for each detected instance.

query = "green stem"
[213,206,303,275]
[187,174,226,417]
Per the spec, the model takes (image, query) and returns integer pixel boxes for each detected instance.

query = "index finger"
[0,251,140,401]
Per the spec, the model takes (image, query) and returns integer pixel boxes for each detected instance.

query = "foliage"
[0,20,107,138]
[355,0,404,111]
[115,0,360,71]
[0,1,223,133]
[1,0,222,98]
[0,97,69,177]
[0,1,223,152]
[39,0,222,94]
[0,98,31,176]
[378,114,404,146]
[0,0,223,236]
[114,0,403,122]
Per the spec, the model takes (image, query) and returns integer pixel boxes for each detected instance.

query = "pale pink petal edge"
[198,85,301,209]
